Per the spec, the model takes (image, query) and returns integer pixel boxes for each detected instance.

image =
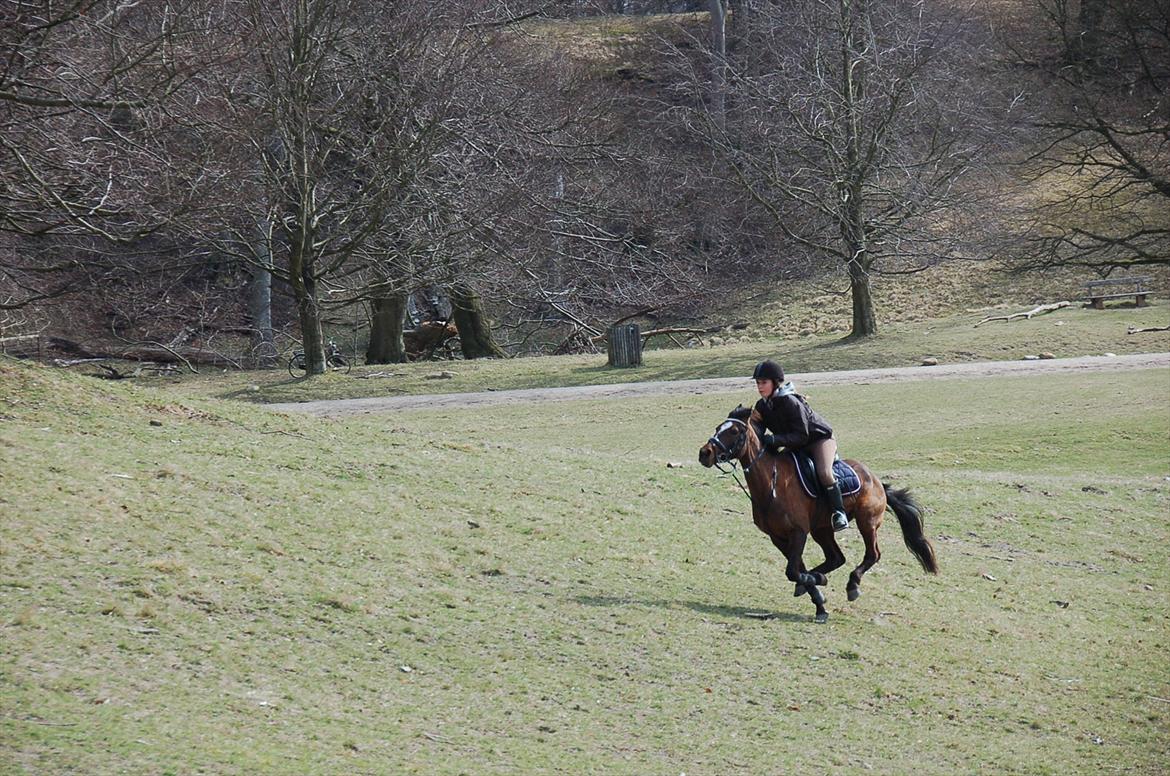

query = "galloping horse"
[698,406,938,622]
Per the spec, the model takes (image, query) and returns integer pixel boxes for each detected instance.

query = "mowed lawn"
[1,361,1167,774]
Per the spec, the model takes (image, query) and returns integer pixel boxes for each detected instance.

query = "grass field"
[133,298,1170,407]
[1,356,1167,774]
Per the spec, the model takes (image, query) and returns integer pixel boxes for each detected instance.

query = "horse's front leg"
[778,543,837,599]
[789,560,827,599]
[772,533,828,623]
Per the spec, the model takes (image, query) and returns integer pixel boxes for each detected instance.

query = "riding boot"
[825,481,848,531]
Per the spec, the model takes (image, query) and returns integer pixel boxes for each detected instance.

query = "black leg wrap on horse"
[797,572,819,588]
[796,572,825,605]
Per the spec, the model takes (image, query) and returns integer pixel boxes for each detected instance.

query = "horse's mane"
[727,405,752,422]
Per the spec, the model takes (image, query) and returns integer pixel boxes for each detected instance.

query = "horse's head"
[698,405,755,468]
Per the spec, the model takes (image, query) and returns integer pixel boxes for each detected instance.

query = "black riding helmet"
[752,360,784,383]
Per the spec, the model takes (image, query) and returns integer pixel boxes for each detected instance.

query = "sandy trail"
[264,352,1170,417]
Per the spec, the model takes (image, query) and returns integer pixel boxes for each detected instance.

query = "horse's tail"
[882,484,939,575]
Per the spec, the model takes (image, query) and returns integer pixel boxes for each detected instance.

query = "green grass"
[139,298,1170,406]
[1,357,1167,773]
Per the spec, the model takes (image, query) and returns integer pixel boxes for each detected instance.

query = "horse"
[698,406,938,623]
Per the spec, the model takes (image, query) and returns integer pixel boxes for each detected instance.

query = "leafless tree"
[1015,0,1169,274]
[467,17,737,353]
[680,0,996,338]
[0,1,226,314]
[181,0,533,373]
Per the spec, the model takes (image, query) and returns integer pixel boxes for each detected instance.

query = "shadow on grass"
[574,594,809,623]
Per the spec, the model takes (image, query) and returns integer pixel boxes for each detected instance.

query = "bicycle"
[287,339,352,377]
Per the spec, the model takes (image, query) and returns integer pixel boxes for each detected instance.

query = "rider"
[752,360,849,531]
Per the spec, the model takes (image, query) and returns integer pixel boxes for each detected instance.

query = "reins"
[709,419,774,503]
[714,459,753,500]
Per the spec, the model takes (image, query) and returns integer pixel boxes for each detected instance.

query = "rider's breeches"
[808,437,838,487]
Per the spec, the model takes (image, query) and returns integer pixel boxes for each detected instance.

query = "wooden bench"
[1083,276,1152,309]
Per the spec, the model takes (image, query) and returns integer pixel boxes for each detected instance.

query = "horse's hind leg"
[846,519,881,602]
[810,528,847,582]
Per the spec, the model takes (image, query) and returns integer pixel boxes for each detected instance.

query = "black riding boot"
[825,481,848,531]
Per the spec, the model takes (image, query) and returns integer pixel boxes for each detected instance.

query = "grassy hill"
[2,354,1167,773]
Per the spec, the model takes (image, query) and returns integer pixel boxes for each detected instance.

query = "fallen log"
[0,335,97,358]
[91,362,181,379]
[1127,325,1170,334]
[974,301,1070,327]
[640,327,708,341]
[116,345,238,370]
[0,334,239,369]
[589,326,710,345]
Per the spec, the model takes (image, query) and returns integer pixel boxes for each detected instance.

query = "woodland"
[2,0,1167,373]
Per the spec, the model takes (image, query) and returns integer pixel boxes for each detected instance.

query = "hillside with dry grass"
[518,5,1167,325]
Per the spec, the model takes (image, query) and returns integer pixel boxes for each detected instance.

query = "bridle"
[708,417,772,501]
[707,418,748,464]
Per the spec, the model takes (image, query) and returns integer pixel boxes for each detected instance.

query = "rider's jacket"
[753,382,834,450]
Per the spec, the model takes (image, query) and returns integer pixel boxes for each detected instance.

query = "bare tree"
[0,1,222,312]
[184,0,521,373]
[1032,0,1111,65]
[465,18,728,353]
[1016,0,1169,274]
[683,0,995,338]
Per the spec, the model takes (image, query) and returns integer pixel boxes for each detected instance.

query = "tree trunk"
[548,170,565,290]
[709,0,728,131]
[1074,0,1107,65]
[847,251,877,338]
[248,226,277,368]
[839,0,876,340]
[290,243,326,375]
[366,292,408,364]
[450,284,505,359]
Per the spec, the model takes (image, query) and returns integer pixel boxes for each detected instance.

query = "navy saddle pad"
[788,451,862,500]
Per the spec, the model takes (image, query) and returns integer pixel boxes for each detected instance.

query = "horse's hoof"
[814,612,829,624]
[793,584,806,597]
[847,587,860,602]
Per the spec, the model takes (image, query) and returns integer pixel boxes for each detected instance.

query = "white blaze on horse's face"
[702,417,749,466]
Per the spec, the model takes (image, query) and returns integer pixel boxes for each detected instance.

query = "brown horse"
[698,406,938,623]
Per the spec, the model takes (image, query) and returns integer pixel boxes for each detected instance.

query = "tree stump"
[607,324,642,368]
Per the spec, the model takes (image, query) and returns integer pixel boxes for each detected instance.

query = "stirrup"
[831,510,848,532]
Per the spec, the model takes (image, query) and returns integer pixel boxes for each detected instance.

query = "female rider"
[752,360,848,531]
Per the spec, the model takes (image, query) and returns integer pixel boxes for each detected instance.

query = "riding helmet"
[752,360,784,383]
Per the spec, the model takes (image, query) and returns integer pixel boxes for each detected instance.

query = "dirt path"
[267,352,1170,417]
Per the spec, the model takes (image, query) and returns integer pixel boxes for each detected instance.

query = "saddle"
[788,449,861,500]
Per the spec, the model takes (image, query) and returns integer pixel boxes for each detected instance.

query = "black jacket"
[754,388,833,450]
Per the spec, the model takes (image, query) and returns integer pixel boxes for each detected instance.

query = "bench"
[1083,276,1152,309]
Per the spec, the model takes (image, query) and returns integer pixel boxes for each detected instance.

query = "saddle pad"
[789,451,862,500]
